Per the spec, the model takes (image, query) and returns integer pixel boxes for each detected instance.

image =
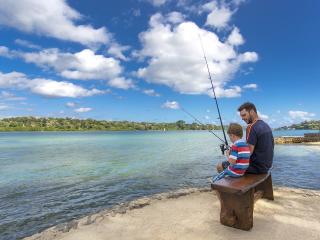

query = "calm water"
[0,130,320,240]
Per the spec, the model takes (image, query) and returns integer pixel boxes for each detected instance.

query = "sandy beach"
[24,187,320,240]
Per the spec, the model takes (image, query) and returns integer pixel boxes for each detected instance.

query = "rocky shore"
[275,133,320,144]
[24,187,320,240]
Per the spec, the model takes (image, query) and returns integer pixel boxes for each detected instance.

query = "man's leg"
[245,165,259,174]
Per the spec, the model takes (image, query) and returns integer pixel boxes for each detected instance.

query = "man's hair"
[238,102,257,113]
[227,123,243,138]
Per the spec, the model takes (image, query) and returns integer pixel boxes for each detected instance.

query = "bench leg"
[216,189,254,231]
[255,175,274,200]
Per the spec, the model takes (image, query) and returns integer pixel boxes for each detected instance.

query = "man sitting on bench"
[216,102,274,175]
[211,103,274,231]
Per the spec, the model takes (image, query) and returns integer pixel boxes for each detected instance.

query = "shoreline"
[274,135,320,145]
[276,141,320,145]
[24,186,320,240]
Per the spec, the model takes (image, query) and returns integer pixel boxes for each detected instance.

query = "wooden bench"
[211,172,274,230]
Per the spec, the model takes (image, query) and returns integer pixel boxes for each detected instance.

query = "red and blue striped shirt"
[227,139,250,176]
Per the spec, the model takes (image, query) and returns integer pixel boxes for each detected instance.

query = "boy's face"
[228,133,238,143]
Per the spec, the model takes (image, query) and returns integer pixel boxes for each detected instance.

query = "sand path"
[25,187,320,240]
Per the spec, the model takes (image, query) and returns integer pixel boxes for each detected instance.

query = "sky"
[0,0,319,127]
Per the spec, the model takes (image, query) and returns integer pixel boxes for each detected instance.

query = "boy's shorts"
[222,161,230,169]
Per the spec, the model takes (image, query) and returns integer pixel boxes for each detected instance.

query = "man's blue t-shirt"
[246,120,274,173]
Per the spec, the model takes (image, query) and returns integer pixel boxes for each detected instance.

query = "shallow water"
[0,130,319,240]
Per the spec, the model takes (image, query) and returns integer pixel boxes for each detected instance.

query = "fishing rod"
[180,106,226,144]
[198,35,229,155]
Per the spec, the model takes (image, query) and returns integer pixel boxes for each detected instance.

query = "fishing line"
[198,34,229,154]
[180,106,226,144]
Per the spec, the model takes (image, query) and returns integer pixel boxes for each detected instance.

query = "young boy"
[211,123,250,182]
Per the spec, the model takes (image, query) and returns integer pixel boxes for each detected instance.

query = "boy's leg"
[216,161,230,173]
[212,169,228,182]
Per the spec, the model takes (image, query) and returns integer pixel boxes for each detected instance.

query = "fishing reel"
[219,144,229,155]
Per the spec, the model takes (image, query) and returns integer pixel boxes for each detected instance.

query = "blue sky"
[0,0,319,127]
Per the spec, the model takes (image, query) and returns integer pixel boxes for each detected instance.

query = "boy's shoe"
[208,177,215,190]
[208,177,214,184]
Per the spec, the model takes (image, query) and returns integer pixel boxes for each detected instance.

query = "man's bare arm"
[248,144,255,155]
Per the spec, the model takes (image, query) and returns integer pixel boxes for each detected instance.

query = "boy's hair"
[238,102,257,113]
[227,123,243,138]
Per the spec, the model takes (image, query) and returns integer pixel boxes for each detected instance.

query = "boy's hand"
[225,149,231,157]
[228,157,236,165]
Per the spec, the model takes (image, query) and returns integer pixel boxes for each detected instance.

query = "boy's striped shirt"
[227,139,250,176]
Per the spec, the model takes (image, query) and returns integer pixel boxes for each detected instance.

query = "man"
[216,102,274,174]
[238,102,274,173]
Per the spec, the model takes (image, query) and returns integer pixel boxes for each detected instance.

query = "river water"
[0,130,319,239]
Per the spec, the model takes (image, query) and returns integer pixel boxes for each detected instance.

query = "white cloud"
[167,12,185,24]
[238,52,258,62]
[162,100,180,109]
[243,83,257,89]
[288,110,315,121]
[232,0,246,6]
[257,111,269,120]
[0,91,26,101]
[108,77,136,89]
[203,1,233,30]
[0,71,29,88]
[176,0,200,14]
[0,0,110,46]
[213,86,242,98]
[202,1,216,11]
[66,102,77,108]
[202,1,246,30]
[15,39,41,50]
[29,79,104,98]
[107,43,130,61]
[20,48,122,81]
[147,12,185,27]
[0,71,104,98]
[143,89,160,97]
[0,46,12,57]
[74,107,92,113]
[227,27,244,46]
[136,14,258,98]
[0,46,131,89]
[0,104,9,110]
[148,0,169,7]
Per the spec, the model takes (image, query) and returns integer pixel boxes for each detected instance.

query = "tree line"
[275,120,320,130]
[0,117,224,131]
